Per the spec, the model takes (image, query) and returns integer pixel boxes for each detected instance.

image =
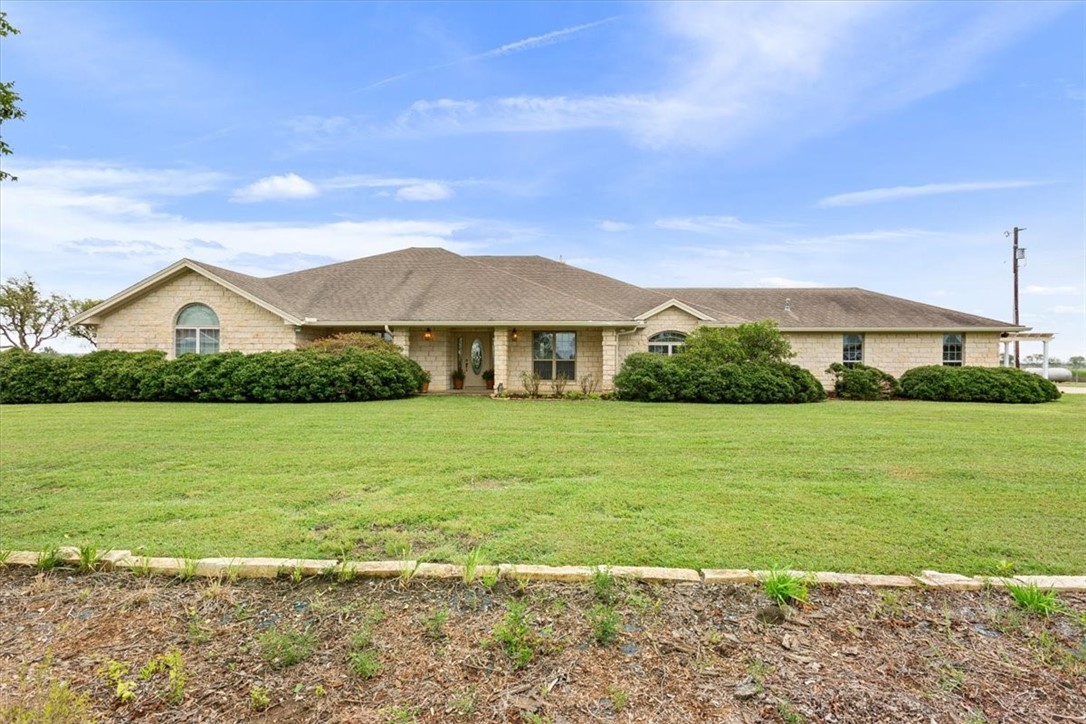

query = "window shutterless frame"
[842,334,863,368]
[532,331,576,380]
[943,333,964,366]
[648,330,687,355]
[175,304,220,355]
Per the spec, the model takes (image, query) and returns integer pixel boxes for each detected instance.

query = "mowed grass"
[1,396,1083,575]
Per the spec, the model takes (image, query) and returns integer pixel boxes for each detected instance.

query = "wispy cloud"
[373,3,1067,150]
[360,17,619,91]
[597,220,633,232]
[230,174,456,203]
[1026,285,1080,295]
[1049,305,1085,315]
[655,216,756,234]
[231,173,320,203]
[817,181,1042,208]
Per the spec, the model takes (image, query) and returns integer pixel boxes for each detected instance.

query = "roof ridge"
[463,255,635,320]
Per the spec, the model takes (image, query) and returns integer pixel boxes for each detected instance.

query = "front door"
[458,331,491,389]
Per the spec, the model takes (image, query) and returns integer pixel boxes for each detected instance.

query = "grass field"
[1,396,1083,575]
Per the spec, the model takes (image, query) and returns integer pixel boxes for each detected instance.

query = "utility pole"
[1012,227,1025,369]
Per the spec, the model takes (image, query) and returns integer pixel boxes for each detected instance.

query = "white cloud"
[1026,285,1080,295]
[597,220,633,232]
[395,182,455,201]
[231,173,320,203]
[1049,306,1085,315]
[817,181,1042,208]
[0,161,501,290]
[757,276,828,288]
[655,216,752,233]
[375,3,1066,150]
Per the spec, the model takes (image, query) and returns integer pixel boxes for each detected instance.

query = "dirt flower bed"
[0,567,1083,722]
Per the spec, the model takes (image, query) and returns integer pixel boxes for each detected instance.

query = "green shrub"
[614,353,825,404]
[0,347,425,404]
[827,362,899,400]
[298,332,401,355]
[682,321,794,365]
[899,366,1060,403]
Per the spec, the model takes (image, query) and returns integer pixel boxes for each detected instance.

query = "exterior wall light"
[511,328,518,342]
[424,328,433,341]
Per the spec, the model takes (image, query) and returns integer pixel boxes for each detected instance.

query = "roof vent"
[784,298,792,312]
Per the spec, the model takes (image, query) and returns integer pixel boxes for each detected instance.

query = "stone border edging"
[3,548,1083,591]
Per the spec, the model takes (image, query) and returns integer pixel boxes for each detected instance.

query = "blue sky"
[1,1,1083,357]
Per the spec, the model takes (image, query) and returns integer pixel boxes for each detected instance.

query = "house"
[72,247,1024,391]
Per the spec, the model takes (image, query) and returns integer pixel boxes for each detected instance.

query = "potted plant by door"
[451,368,465,390]
[418,370,431,393]
[482,369,495,390]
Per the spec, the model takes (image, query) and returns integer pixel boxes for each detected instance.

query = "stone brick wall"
[610,307,702,388]
[96,270,295,356]
[507,328,603,393]
[786,331,1002,387]
[407,327,450,391]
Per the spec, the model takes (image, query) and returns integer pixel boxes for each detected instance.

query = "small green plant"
[874,590,905,620]
[995,559,1016,576]
[140,649,187,705]
[0,679,93,723]
[493,601,539,670]
[424,608,449,640]
[382,705,418,723]
[36,546,62,572]
[1006,581,1060,617]
[776,698,807,723]
[587,604,620,646]
[0,549,11,565]
[249,686,271,711]
[608,686,628,711]
[448,686,477,714]
[100,660,137,704]
[76,544,100,573]
[763,568,808,606]
[132,556,152,577]
[592,567,616,604]
[520,370,542,397]
[348,613,383,678]
[481,567,500,589]
[463,546,483,585]
[257,629,316,669]
[348,647,381,679]
[177,555,197,582]
[187,608,212,645]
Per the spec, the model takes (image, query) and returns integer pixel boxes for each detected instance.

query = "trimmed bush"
[0,347,426,404]
[826,362,899,400]
[614,353,825,404]
[899,365,1060,404]
[298,332,401,355]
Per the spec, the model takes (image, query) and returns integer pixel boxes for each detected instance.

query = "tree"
[1069,356,1085,369]
[0,273,100,351]
[681,321,794,366]
[1,11,26,182]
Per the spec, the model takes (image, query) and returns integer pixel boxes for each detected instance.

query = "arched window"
[648,331,687,355]
[175,304,220,355]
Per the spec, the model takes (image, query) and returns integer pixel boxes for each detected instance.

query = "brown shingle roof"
[652,287,1016,329]
[201,248,634,323]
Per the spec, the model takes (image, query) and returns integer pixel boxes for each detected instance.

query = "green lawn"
[1,396,1083,575]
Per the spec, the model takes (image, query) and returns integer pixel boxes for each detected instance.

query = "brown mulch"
[0,566,1083,722]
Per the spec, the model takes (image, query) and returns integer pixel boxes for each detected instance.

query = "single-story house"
[72,247,1024,392]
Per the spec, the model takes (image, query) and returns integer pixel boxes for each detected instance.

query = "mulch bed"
[0,566,1083,722]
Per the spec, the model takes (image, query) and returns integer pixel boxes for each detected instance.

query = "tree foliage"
[0,273,100,351]
[0,11,26,182]
[681,321,794,366]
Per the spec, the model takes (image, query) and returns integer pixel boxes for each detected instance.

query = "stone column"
[394,327,411,358]
[601,328,618,391]
[493,327,509,393]
[1042,339,1050,379]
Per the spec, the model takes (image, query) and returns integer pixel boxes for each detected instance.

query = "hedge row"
[0,348,426,404]
[613,353,826,404]
[826,363,900,401]
[898,365,1060,404]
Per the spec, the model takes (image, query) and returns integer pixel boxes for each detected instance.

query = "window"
[842,334,863,368]
[943,333,964,366]
[175,304,220,355]
[533,331,576,380]
[648,331,687,355]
